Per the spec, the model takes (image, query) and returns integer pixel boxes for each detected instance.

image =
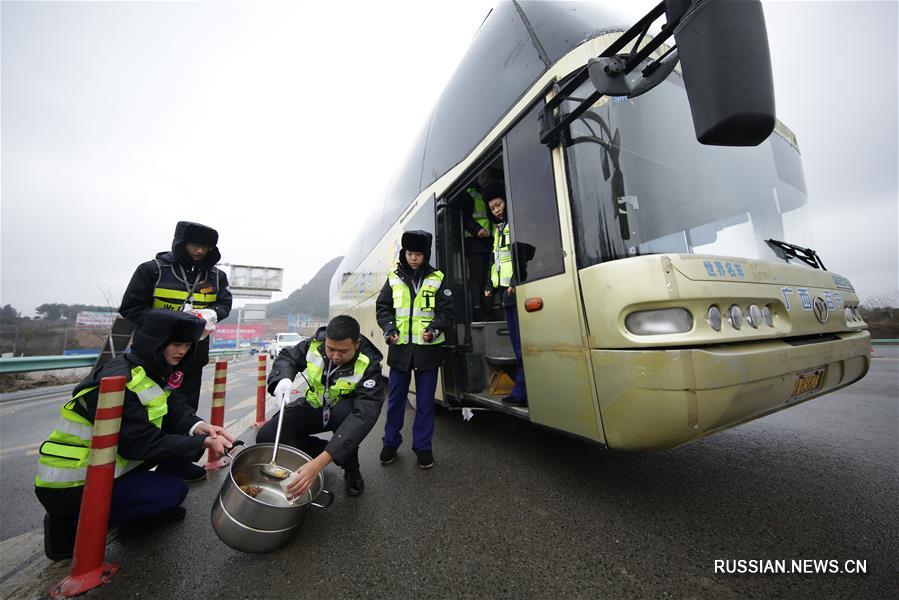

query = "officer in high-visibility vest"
[376,230,455,469]
[259,315,385,498]
[119,221,232,480]
[483,181,528,407]
[454,185,494,320]
[34,309,234,561]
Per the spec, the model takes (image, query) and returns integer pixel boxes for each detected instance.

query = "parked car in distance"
[269,332,303,359]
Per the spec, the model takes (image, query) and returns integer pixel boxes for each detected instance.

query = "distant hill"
[266,256,343,318]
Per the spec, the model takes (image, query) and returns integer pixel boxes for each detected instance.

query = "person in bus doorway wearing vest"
[119,221,232,481]
[483,181,528,407]
[453,185,494,321]
[259,315,385,497]
[376,230,455,469]
[34,309,235,561]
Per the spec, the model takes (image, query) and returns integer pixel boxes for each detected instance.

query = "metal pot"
[211,442,333,553]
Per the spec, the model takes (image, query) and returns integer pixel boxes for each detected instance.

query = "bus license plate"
[790,367,825,400]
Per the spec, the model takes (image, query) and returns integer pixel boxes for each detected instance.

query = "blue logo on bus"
[703,260,746,279]
[797,288,812,310]
[781,287,793,311]
[823,290,834,309]
[832,274,855,292]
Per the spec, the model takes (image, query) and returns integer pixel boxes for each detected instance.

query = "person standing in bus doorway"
[118,221,232,481]
[376,230,455,469]
[483,182,527,407]
[453,185,494,321]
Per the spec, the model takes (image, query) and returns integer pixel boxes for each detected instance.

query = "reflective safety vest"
[464,188,491,239]
[490,222,513,288]
[152,259,220,311]
[35,367,170,489]
[389,270,446,346]
[303,340,370,409]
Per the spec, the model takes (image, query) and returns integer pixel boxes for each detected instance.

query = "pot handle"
[311,488,334,509]
[221,439,246,463]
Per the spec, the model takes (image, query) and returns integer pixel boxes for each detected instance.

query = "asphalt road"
[0,358,266,540]
[1,349,896,598]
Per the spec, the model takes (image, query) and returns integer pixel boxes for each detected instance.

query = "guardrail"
[2,339,895,375]
[0,349,251,374]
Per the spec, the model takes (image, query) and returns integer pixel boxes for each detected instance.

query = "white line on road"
[0,442,40,458]
[0,394,71,414]
[226,394,265,412]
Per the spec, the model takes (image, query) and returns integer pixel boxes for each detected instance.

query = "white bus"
[329,1,870,450]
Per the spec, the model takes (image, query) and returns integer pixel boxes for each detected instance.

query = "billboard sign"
[214,324,266,342]
[229,265,283,291]
[75,311,117,328]
[242,304,267,322]
[288,313,326,331]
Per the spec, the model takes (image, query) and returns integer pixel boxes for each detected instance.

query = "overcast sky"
[2,0,897,317]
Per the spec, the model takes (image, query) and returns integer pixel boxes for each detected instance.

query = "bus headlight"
[727,305,743,330]
[707,306,722,331]
[625,308,693,335]
[844,307,854,323]
[763,305,774,327]
[747,304,762,328]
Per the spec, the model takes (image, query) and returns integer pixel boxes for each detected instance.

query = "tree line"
[0,303,116,323]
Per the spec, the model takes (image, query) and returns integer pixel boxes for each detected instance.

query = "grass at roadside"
[0,369,88,394]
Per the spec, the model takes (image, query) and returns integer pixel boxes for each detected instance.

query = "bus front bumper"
[592,331,871,451]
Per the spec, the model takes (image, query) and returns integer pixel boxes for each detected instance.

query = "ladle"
[260,393,292,480]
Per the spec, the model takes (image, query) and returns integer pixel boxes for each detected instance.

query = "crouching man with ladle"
[256,315,385,497]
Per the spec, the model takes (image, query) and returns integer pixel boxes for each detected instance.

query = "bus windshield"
[564,73,816,270]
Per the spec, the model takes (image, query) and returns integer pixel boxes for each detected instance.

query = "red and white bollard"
[254,354,267,427]
[204,361,228,471]
[50,376,125,599]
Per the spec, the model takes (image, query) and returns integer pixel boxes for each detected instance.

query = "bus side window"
[503,101,565,282]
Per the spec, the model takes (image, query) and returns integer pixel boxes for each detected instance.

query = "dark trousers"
[383,367,439,452]
[467,252,492,321]
[256,399,359,473]
[35,469,188,527]
[505,304,527,401]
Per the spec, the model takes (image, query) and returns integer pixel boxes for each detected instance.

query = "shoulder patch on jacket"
[362,379,376,389]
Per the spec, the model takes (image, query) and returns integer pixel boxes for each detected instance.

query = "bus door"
[435,192,477,403]
[504,101,605,444]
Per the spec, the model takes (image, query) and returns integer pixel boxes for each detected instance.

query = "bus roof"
[382,1,630,228]
[340,2,630,276]
[338,1,798,280]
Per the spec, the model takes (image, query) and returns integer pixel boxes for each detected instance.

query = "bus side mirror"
[673,0,776,146]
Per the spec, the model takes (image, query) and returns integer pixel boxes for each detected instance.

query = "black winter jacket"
[67,311,209,465]
[119,224,232,372]
[267,327,385,468]
[375,234,455,371]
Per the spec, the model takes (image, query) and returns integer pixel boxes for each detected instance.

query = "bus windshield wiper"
[765,239,827,270]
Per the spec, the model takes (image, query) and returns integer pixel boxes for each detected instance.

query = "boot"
[43,514,76,561]
[344,469,365,497]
